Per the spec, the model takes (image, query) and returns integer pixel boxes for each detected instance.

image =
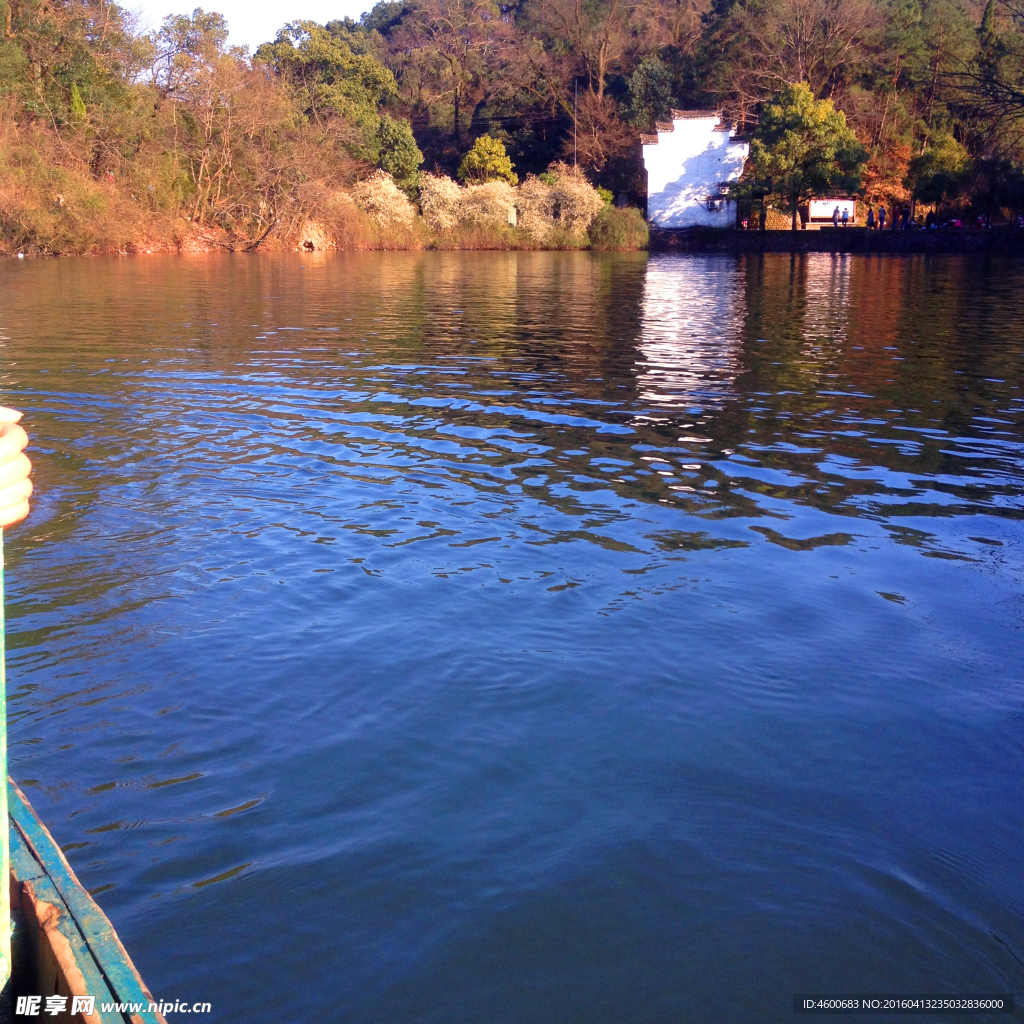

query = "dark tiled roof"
[640,134,659,145]
[655,121,674,132]
[670,108,720,119]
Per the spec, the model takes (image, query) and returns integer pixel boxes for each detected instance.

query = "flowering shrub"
[418,173,463,232]
[420,175,517,234]
[547,162,605,231]
[350,170,415,227]
[461,180,516,225]
[515,175,556,239]
[350,164,608,247]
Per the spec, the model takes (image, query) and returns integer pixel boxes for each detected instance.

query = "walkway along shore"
[650,226,1024,254]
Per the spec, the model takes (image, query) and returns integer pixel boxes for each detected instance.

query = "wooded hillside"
[1,0,1022,252]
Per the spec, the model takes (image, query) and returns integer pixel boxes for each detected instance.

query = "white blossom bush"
[350,170,415,227]
[547,162,605,231]
[515,175,556,239]
[418,173,463,233]
[461,179,516,226]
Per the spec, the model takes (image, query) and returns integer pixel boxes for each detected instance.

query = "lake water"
[1,251,1022,1023]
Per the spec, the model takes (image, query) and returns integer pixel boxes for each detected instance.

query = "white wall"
[808,199,857,222]
[643,114,749,229]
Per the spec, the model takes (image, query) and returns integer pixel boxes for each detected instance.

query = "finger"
[0,478,33,515]
[0,453,31,490]
[0,422,29,458]
[0,407,23,424]
[0,500,30,529]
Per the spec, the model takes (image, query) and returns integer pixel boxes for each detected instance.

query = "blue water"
[1,251,1022,1022]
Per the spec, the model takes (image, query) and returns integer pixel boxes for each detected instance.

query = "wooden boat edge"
[8,779,167,1024]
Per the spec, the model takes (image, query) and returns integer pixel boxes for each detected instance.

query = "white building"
[642,111,749,229]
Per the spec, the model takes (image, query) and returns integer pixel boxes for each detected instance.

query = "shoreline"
[8,226,1024,258]
[650,226,1024,254]
[0,241,638,258]
[0,230,642,259]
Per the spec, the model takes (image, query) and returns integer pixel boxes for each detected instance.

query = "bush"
[588,206,649,249]
[419,175,516,235]
[350,170,416,227]
[513,166,605,242]
[376,115,424,197]
[419,173,463,233]
[547,162,605,231]
[515,174,556,240]
[457,136,518,185]
[461,180,516,226]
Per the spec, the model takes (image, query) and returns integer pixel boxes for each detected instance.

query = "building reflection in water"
[636,254,746,422]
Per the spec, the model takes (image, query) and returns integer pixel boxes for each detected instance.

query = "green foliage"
[980,0,996,40]
[323,17,382,58]
[155,8,230,60]
[907,132,968,203]
[626,58,674,129]
[377,114,423,194]
[587,206,649,248]
[457,136,518,185]
[256,20,397,155]
[597,186,614,204]
[964,156,1024,217]
[69,82,87,121]
[742,83,865,229]
[360,0,413,37]
[0,41,30,105]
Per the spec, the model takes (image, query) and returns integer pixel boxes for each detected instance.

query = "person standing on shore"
[878,205,887,230]
[866,205,875,228]
[841,207,849,227]
[832,206,840,227]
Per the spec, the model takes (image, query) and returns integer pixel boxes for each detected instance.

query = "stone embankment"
[650,226,1024,254]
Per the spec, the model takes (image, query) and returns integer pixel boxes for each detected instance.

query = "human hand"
[0,407,32,529]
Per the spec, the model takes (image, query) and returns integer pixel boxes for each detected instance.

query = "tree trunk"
[921,55,941,154]
[245,205,277,251]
